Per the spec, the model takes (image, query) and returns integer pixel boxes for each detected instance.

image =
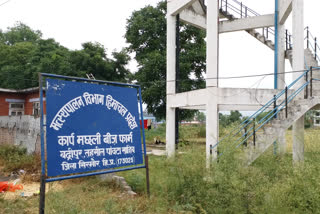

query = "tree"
[305,110,315,128]
[71,42,131,82]
[219,111,243,127]
[0,22,42,45]
[229,110,242,124]
[195,111,206,123]
[0,23,131,89]
[125,1,206,120]
[0,41,38,89]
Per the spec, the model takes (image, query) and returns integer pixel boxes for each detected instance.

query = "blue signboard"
[46,79,143,177]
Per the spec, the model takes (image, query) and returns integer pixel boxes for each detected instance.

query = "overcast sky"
[0,0,319,90]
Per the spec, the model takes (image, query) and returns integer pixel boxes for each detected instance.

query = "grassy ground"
[0,145,40,181]
[144,123,206,144]
[1,126,320,213]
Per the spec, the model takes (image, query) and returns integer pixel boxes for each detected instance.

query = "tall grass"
[1,128,320,213]
[144,123,166,144]
[0,145,40,174]
[121,129,320,213]
[144,123,206,144]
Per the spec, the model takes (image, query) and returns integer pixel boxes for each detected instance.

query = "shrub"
[0,145,40,174]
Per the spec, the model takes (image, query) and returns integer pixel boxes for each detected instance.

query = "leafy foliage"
[219,110,243,127]
[0,22,42,45]
[0,145,39,173]
[2,129,320,213]
[305,110,316,128]
[125,1,206,120]
[0,22,131,89]
[195,111,206,123]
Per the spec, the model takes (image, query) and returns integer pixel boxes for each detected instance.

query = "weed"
[1,128,320,213]
[0,145,40,178]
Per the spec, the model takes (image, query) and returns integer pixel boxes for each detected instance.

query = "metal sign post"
[39,73,149,213]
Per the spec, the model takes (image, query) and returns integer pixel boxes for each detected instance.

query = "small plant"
[144,123,166,144]
[197,125,206,138]
[0,145,40,175]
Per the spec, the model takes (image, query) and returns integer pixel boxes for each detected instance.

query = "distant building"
[0,87,46,117]
[140,111,157,129]
[0,87,45,154]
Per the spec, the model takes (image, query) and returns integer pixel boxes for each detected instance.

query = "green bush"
[143,123,166,144]
[119,129,320,213]
[2,129,320,213]
[0,145,40,173]
[197,125,206,138]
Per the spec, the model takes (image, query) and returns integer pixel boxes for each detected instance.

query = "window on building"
[33,102,40,117]
[316,112,320,117]
[9,103,24,116]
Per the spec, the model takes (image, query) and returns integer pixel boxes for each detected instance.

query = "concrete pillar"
[278,129,287,154]
[166,10,176,158]
[277,0,287,153]
[206,0,219,166]
[292,0,304,163]
[293,116,304,161]
[277,24,286,90]
[206,88,219,167]
[206,0,219,88]
[292,0,305,89]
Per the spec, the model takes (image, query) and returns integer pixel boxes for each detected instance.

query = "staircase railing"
[219,0,319,63]
[220,0,275,43]
[215,0,320,157]
[304,26,320,62]
[285,27,320,63]
[211,66,320,156]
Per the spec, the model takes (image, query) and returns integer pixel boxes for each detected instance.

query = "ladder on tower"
[86,73,96,80]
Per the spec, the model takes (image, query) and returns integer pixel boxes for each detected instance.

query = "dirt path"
[0,171,10,182]
[0,175,9,182]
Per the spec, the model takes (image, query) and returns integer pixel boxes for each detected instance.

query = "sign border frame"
[39,73,149,213]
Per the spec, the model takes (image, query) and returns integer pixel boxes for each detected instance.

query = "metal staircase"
[211,0,320,163]
[219,0,275,50]
[213,66,320,163]
[246,93,320,164]
[219,0,320,64]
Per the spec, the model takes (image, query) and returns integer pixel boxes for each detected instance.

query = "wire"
[0,0,11,7]
[184,68,311,81]
[206,75,269,99]
[137,68,314,87]
[0,67,319,91]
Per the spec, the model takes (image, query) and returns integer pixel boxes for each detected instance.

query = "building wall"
[24,91,47,115]
[0,127,15,146]
[0,91,46,116]
[0,90,47,153]
[0,115,45,154]
[0,92,25,116]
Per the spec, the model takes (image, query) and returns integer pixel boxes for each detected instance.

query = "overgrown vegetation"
[219,110,243,128]
[0,145,40,174]
[1,128,320,213]
[144,123,166,144]
[144,123,208,145]
[123,129,320,213]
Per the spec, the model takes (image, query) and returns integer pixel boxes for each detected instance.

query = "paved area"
[147,149,166,156]
[147,148,185,156]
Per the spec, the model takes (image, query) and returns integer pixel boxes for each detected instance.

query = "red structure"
[140,119,148,129]
[0,87,46,116]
